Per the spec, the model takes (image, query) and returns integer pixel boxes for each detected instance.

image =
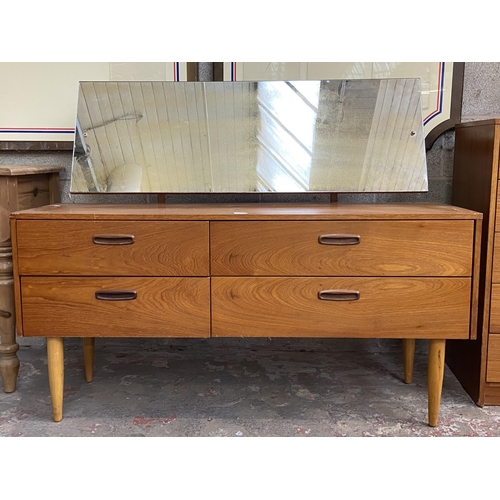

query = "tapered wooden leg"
[47,337,64,422]
[83,338,95,383]
[428,339,446,427]
[402,339,415,384]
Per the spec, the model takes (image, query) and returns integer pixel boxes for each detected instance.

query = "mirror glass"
[70,79,427,193]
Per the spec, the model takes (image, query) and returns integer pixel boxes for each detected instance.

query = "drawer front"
[491,234,500,282]
[487,335,500,382]
[20,277,210,337]
[496,185,500,229]
[15,220,209,276]
[211,277,472,338]
[490,284,500,332]
[210,221,474,276]
[16,174,53,210]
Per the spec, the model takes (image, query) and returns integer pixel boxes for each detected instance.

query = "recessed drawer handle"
[318,290,360,301]
[95,290,137,301]
[318,234,360,245]
[92,234,135,245]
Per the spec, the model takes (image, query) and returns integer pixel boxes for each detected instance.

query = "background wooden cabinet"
[447,119,500,405]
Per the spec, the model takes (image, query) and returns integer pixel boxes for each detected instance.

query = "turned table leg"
[47,337,64,422]
[0,241,20,393]
[402,339,415,384]
[83,338,95,383]
[1,166,62,393]
[428,339,446,427]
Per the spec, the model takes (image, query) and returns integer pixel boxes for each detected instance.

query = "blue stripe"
[423,62,445,125]
[0,130,74,134]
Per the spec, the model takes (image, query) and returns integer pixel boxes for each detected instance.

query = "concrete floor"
[2,336,500,437]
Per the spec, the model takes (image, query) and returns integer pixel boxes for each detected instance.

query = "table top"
[11,203,483,221]
[0,165,64,176]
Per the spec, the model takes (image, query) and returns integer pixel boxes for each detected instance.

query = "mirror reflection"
[70,79,427,193]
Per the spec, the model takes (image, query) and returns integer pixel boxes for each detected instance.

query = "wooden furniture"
[447,119,500,405]
[10,202,482,425]
[0,164,62,393]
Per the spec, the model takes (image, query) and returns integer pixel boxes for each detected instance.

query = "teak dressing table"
[10,202,482,425]
[7,77,483,426]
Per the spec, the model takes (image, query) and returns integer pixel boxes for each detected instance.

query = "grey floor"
[2,336,500,437]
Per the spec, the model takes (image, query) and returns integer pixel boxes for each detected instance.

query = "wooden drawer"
[490,284,500,332]
[15,220,209,276]
[496,184,500,228]
[487,335,500,382]
[491,234,500,282]
[210,221,474,276]
[19,277,210,337]
[211,277,472,338]
[16,174,54,211]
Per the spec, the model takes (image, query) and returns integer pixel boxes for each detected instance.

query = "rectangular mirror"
[70,79,427,193]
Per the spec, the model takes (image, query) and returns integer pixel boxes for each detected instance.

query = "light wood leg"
[47,337,64,422]
[428,339,446,427]
[83,338,95,383]
[402,339,415,384]
[0,241,20,393]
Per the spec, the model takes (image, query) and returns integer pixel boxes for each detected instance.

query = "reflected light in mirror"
[70,79,427,194]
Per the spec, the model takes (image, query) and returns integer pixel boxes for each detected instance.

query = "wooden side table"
[0,164,63,392]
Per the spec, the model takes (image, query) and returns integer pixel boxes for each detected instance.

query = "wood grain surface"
[428,339,446,427]
[488,284,500,333]
[11,203,483,221]
[483,383,500,404]
[15,175,58,212]
[487,335,500,382]
[211,277,472,339]
[20,277,210,337]
[15,220,209,276]
[211,220,474,277]
[1,177,19,242]
[47,337,64,422]
[0,165,64,176]
[1,168,62,393]
[446,120,500,405]
[491,233,500,283]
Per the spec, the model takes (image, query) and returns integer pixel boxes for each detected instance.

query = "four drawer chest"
[10,202,482,425]
[447,119,500,405]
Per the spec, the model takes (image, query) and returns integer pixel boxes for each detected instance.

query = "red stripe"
[0,128,74,131]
